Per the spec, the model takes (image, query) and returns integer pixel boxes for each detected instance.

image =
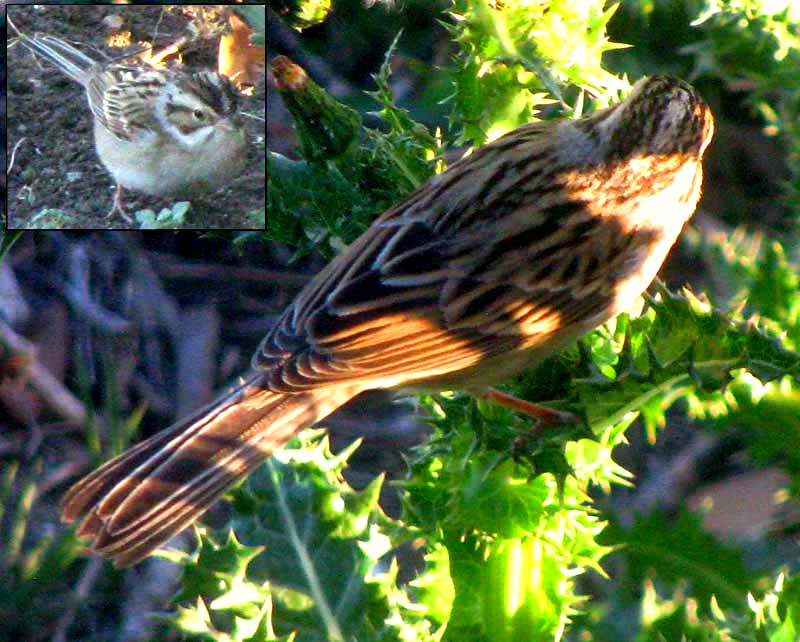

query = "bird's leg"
[106,184,133,223]
[485,387,579,424]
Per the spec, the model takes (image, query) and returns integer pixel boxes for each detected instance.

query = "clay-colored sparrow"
[62,75,713,566]
[11,26,248,220]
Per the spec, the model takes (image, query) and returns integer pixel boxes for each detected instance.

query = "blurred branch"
[145,249,310,287]
[0,320,93,427]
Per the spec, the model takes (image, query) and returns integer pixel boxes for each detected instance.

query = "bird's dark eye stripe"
[165,104,207,117]
[163,105,217,135]
[165,106,216,135]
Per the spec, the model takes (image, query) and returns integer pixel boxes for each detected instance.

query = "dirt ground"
[6,5,265,229]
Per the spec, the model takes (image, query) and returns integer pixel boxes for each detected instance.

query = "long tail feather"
[62,374,359,567]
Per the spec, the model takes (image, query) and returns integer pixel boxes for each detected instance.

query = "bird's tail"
[9,16,97,87]
[62,375,356,567]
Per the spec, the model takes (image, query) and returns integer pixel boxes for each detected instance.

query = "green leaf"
[0,231,23,261]
[169,433,436,642]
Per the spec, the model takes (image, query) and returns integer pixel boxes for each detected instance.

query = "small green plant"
[135,201,192,228]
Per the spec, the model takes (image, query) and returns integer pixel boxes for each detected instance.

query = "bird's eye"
[193,109,206,120]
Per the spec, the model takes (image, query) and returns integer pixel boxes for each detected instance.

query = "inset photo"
[7,4,265,229]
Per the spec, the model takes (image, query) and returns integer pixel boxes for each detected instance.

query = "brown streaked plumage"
[63,75,714,566]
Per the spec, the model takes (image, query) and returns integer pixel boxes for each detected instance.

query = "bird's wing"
[89,66,162,140]
[258,124,644,391]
